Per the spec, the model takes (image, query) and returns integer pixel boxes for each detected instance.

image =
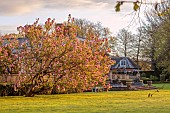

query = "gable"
[110,57,141,70]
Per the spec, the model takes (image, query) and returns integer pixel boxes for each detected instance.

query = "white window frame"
[120,60,126,67]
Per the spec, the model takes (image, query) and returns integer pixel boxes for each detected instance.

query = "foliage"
[0,17,114,97]
[0,35,19,74]
[114,0,169,72]
[153,11,170,77]
[115,1,140,12]
[0,88,170,113]
[115,0,170,16]
[140,7,170,77]
[115,1,123,12]
[114,1,170,76]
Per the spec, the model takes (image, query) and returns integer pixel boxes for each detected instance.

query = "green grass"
[0,84,170,113]
[152,83,170,90]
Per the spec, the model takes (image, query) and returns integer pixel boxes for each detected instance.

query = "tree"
[74,18,112,39]
[115,0,169,14]
[153,10,170,78]
[74,18,116,56]
[134,4,170,77]
[0,34,19,75]
[1,17,114,97]
[114,0,170,76]
[116,28,134,57]
[115,0,170,32]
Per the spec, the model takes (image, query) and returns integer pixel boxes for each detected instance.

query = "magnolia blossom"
[0,17,114,96]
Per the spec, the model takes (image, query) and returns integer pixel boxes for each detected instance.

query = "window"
[120,60,126,67]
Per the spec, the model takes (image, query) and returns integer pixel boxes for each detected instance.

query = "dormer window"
[120,60,126,67]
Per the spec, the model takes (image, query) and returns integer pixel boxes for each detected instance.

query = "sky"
[0,0,158,36]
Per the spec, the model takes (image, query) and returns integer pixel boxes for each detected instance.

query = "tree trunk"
[151,46,156,71]
[25,84,35,97]
[136,37,141,65]
[124,44,127,57]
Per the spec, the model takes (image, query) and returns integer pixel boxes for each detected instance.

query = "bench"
[92,86,104,92]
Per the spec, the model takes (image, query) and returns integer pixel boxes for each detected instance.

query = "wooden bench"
[92,86,104,92]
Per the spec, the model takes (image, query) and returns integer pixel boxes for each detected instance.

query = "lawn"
[152,83,170,90]
[0,84,170,113]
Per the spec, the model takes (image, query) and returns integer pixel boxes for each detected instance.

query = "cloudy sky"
[0,0,157,35]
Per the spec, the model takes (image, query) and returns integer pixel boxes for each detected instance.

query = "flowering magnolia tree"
[0,17,114,97]
[0,34,19,75]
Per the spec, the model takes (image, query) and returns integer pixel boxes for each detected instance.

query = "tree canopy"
[0,17,114,97]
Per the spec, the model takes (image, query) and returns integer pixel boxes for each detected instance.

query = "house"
[109,57,141,83]
[1,37,30,53]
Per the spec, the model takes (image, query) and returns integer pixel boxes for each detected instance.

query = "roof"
[1,37,30,54]
[110,57,141,70]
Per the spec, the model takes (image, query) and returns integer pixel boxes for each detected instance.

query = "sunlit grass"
[0,84,170,113]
